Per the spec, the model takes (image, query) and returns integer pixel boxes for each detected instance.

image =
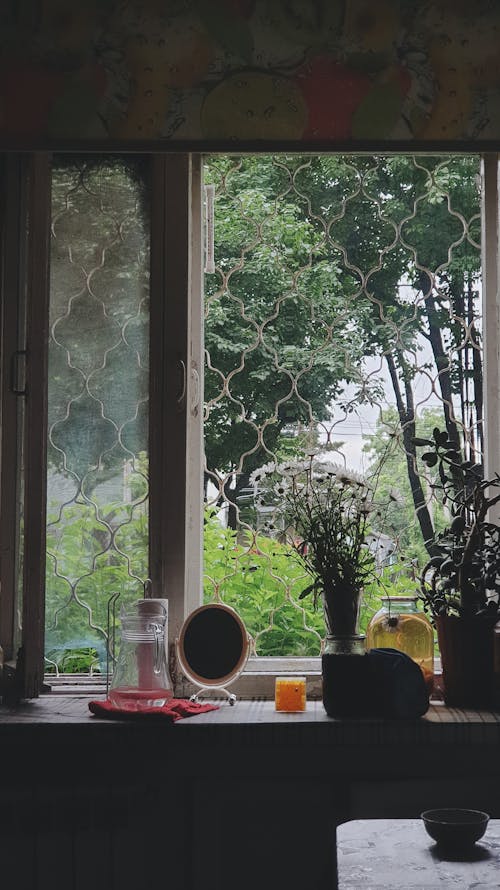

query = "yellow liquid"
[275,677,306,712]
[367,612,434,694]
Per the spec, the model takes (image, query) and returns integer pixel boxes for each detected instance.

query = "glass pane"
[46,157,150,676]
[203,154,482,656]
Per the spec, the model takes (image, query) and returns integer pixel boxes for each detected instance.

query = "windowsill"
[2,694,500,792]
[1,693,499,733]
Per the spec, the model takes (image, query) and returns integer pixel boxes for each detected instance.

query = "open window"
[0,153,203,697]
[202,152,497,686]
[1,150,499,698]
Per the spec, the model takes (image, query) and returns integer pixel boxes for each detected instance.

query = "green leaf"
[432,428,448,444]
[412,437,432,447]
[450,515,466,535]
[298,583,316,600]
[422,452,438,467]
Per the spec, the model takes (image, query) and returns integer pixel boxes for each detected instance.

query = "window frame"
[1,150,499,699]
[481,155,500,499]
[0,152,205,698]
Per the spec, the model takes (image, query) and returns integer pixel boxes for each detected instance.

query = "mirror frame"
[176,602,250,688]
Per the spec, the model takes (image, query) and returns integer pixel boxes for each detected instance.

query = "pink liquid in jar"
[108,686,173,710]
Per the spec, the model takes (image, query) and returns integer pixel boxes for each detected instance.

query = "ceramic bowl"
[421,808,489,848]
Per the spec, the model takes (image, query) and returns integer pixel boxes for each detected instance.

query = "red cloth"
[88,697,219,722]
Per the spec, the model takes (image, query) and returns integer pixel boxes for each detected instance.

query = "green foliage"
[203,508,324,655]
[362,406,450,565]
[416,429,500,620]
[44,153,484,667]
[249,456,385,637]
[203,155,380,483]
[45,487,149,667]
[45,646,102,675]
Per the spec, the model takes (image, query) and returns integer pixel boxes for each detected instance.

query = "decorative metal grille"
[43,152,482,671]
[203,154,482,656]
[45,157,150,676]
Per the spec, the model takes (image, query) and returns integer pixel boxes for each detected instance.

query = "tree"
[204,155,382,526]
[362,407,450,566]
[205,153,482,558]
[278,154,482,555]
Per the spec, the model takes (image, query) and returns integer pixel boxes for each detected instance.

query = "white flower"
[249,461,278,487]
[274,479,290,496]
[277,459,309,477]
[309,460,366,488]
[337,468,366,487]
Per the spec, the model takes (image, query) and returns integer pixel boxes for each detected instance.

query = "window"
[0,153,204,696]
[1,151,498,698]
[202,153,489,667]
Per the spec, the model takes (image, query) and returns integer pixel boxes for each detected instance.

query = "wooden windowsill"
[2,695,500,788]
[0,693,499,732]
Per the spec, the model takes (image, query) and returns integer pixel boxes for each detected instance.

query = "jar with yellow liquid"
[366,596,434,695]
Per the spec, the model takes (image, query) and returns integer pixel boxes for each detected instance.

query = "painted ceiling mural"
[2,0,500,144]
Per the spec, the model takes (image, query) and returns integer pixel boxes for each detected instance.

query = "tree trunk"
[418,272,465,497]
[225,472,250,531]
[422,289,461,452]
[385,352,437,555]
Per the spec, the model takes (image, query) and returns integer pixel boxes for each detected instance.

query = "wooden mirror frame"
[176,603,250,698]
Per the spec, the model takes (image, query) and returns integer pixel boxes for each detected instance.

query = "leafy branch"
[416,427,500,620]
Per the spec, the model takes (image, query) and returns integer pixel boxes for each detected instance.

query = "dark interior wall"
[2,719,500,890]
[1,0,500,146]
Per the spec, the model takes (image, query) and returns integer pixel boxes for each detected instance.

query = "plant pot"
[322,634,367,717]
[436,614,496,709]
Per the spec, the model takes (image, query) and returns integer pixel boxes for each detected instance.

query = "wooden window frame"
[0,152,204,698]
[1,150,500,699]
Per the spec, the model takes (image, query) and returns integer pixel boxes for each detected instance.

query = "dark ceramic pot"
[436,614,496,709]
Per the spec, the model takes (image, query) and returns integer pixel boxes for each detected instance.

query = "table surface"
[336,819,500,889]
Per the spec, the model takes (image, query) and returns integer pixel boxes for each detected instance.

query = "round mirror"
[177,603,250,702]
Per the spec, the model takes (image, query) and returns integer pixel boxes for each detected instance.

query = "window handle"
[9,350,27,396]
[190,366,200,415]
[177,359,187,406]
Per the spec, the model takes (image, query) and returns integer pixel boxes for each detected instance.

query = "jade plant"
[416,428,500,621]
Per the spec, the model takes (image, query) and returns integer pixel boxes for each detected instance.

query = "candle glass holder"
[275,676,306,712]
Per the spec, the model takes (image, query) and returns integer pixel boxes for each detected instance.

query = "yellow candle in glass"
[275,676,306,712]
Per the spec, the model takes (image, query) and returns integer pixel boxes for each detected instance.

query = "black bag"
[365,647,429,719]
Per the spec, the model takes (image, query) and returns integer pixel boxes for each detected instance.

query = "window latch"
[9,349,27,396]
[177,358,187,407]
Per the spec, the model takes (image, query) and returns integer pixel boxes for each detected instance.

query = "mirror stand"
[176,603,250,707]
[188,686,237,706]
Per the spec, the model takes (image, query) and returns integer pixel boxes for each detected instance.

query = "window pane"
[203,154,482,656]
[46,157,150,676]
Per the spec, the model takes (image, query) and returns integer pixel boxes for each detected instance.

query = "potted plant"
[416,428,500,708]
[250,455,395,715]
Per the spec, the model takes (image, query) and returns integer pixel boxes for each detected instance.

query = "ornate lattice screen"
[45,157,150,675]
[203,154,482,656]
[42,152,482,671]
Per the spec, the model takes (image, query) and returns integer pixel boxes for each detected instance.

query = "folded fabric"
[89,697,219,722]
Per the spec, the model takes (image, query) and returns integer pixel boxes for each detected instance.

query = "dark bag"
[366,647,429,718]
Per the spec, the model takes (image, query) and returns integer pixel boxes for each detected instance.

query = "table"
[336,819,500,888]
